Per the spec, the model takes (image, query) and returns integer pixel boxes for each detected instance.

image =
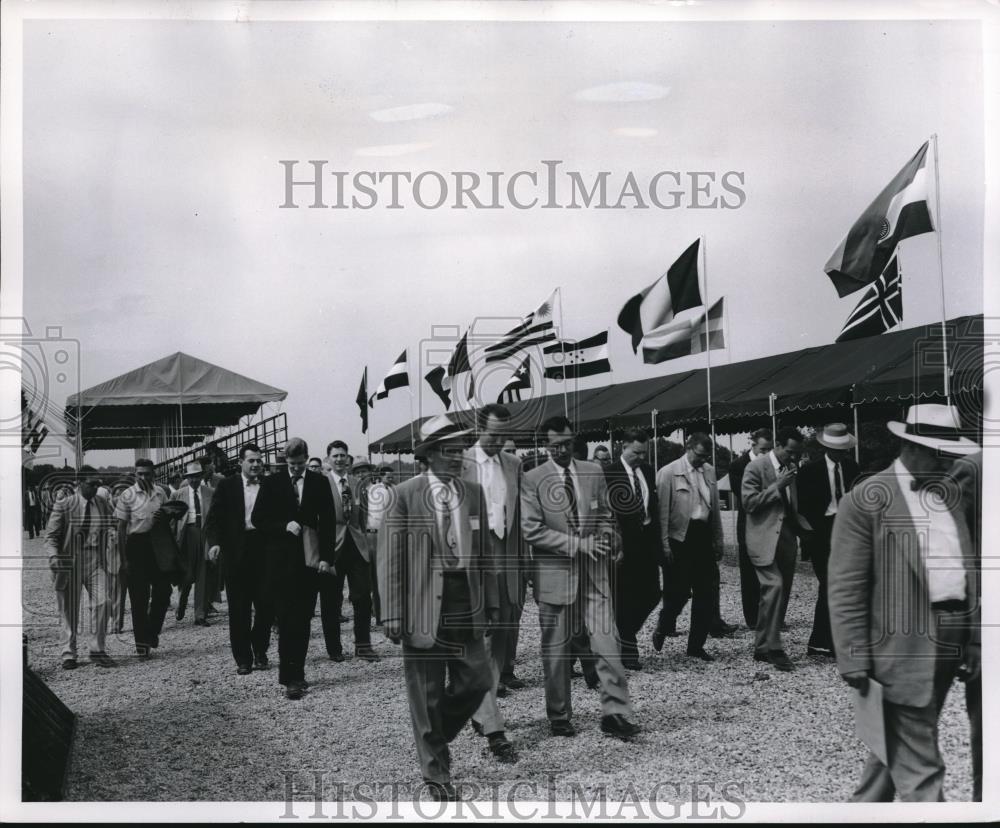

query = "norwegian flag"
[836,253,902,342]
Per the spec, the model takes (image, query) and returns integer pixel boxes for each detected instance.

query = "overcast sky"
[21,15,986,465]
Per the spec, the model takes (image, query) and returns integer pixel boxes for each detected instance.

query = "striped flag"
[642,298,725,364]
[375,350,409,399]
[836,255,902,342]
[443,330,475,403]
[498,356,532,403]
[543,331,611,380]
[484,290,558,363]
[824,141,934,297]
[617,239,702,354]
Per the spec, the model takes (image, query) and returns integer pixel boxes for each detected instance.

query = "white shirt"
[549,459,581,527]
[366,482,389,531]
[183,482,204,525]
[824,454,844,517]
[683,455,711,522]
[427,473,464,567]
[621,456,651,526]
[892,459,966,603]
[473,444,508,538]
[242,474,260,529]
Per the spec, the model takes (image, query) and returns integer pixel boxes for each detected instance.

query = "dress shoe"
[651,630,665,652]
[425,781,460,802]
[470,720,485,737]
[135,646,151,659]
[571,667,584,679]
[253,655,269,670]
[600,714,641,739]
[780,623,789,633]
[329,652,346,663]
[285,682,304,700]
[175,605,186,622]
[709,626,737,639]
[807,645,835,658]
[550,720,576,737]
[623,659,643,671]
[300,679,310,689]
[768,650,795,671]
[753,651,770,663]
[90,652,116,668]
[150,635,160,649]
[584,673,600,690]
[339,614,350,623]
[236,664,252,676]
[356,647,380,662]
[487,733,517,763]
[194,618,210,627]
[61,658,78,670]
[496,683,509,698]
[206,605,219,616]
[500,674,526,690]
[687,648,715,662]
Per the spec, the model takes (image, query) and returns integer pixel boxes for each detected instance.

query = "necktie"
[833,462,843,504]
[340,477,352,520]
[79,498,93,546]
[632,466,647,521]
[563,468,579,532]
[440,485,459,568]
[193,486,202,527]
[291,473,302,504]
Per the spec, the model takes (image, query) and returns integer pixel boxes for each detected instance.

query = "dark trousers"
[25,505,42,538]
[366,533,381,624]
[317,535,372,656]
[612,527,661,663]
[177,525,215,623]
[806,516,835,652]
[402,572,492,784]
[125,533,172,653]
[273,548,315,686]
[658,521,716,652]
[225,530,273,667]
[967,674,982,801]
[736,510,760,628]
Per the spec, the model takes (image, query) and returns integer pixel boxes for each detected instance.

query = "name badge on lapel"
[590,499,599,510]
[470,517,480,532]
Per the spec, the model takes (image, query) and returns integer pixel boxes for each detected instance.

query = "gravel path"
[21,513,975,804]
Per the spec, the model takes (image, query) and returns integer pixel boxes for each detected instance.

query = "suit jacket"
[462,446,524,603]
[251,469,337,568]
[741,453,808,567]
[829,466,979,707]
[378,474,498,649]
[949,451,982,551]
[796,455,859,531]
[327,472,370,561]
[656,456,724,555]
[604,459,659,553]
[520,458,620,606]
[204,474,259,573]
[728,451,755,512]
[44,492,117,574]
[170,482,215,546]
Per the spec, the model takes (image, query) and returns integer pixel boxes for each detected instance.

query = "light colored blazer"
[378,474,498,649]
[462,446,523,603]
[44,492,117,576]
[656,457,724,555]
[328,473,369,561]
[741,453,807,566]
[170,482,214,546]
[520,458,619,606]
[828,467,978,707]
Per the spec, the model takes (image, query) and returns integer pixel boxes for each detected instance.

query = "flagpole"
[651,409,659,471]
[930,133,950,403]
[406,351,416,457]
[702,235,718,468]
[556,286,569,421]
[769,392,778,443]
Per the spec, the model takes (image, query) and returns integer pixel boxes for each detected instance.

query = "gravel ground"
[21,513,975,804]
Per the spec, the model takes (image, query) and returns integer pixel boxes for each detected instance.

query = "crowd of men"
[37,401,982,803]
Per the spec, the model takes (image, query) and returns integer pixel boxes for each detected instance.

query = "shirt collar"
[893,457,915,489]
[427,472,457,495]
[825,454,839,471]
[683,454,701,476]
[242,473,259,487]
[769,451,783,473]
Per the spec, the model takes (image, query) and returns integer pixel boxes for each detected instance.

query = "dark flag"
[444,330,475,402]
[425,366,451,409]
[824,141,933,297]
[836,254,902,342]
[356,368,368,433]
[617,239,702,353]
[498,356,531,403]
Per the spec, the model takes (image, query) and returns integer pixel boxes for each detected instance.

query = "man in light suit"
[521,415,639,740]
[656,433,725,662]
[379,414,497,802]
[251,438,337,700]
[830,404,980,801]
[171,461,215,626]
[726,429,772,628]
[741,426,808,672]
[322,440,378,662]
[45,466,117,669]
[464,403,522,763]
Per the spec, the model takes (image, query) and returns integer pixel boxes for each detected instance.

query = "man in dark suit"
[796,423,859,658]
[379,415,497,802]
[251,437,337,699]
[205,442,273,675]
[322,440,378,662]
[171,460,215,626]
[726,429,772,628]
[605,427,661,670]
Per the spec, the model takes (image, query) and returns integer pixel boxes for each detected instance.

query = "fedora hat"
[815,423,856,451]
[184,460,203,476]
[415,414,473,456]
[887,404,979,455]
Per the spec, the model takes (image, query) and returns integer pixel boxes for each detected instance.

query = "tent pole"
[852,401,861,464]
[557,287,569,420]
[769,393,778,444]
[651,409,659,471]
[930,134,951,404]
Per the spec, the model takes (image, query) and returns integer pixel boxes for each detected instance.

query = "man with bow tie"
[796,424,859,658]
[322,440,378,663]
[829,404,980,801]
[205,443,273,675]
[379,415,497,802]
[741,426,810,672]
[251,438,337,699]
[46,466,117,669]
